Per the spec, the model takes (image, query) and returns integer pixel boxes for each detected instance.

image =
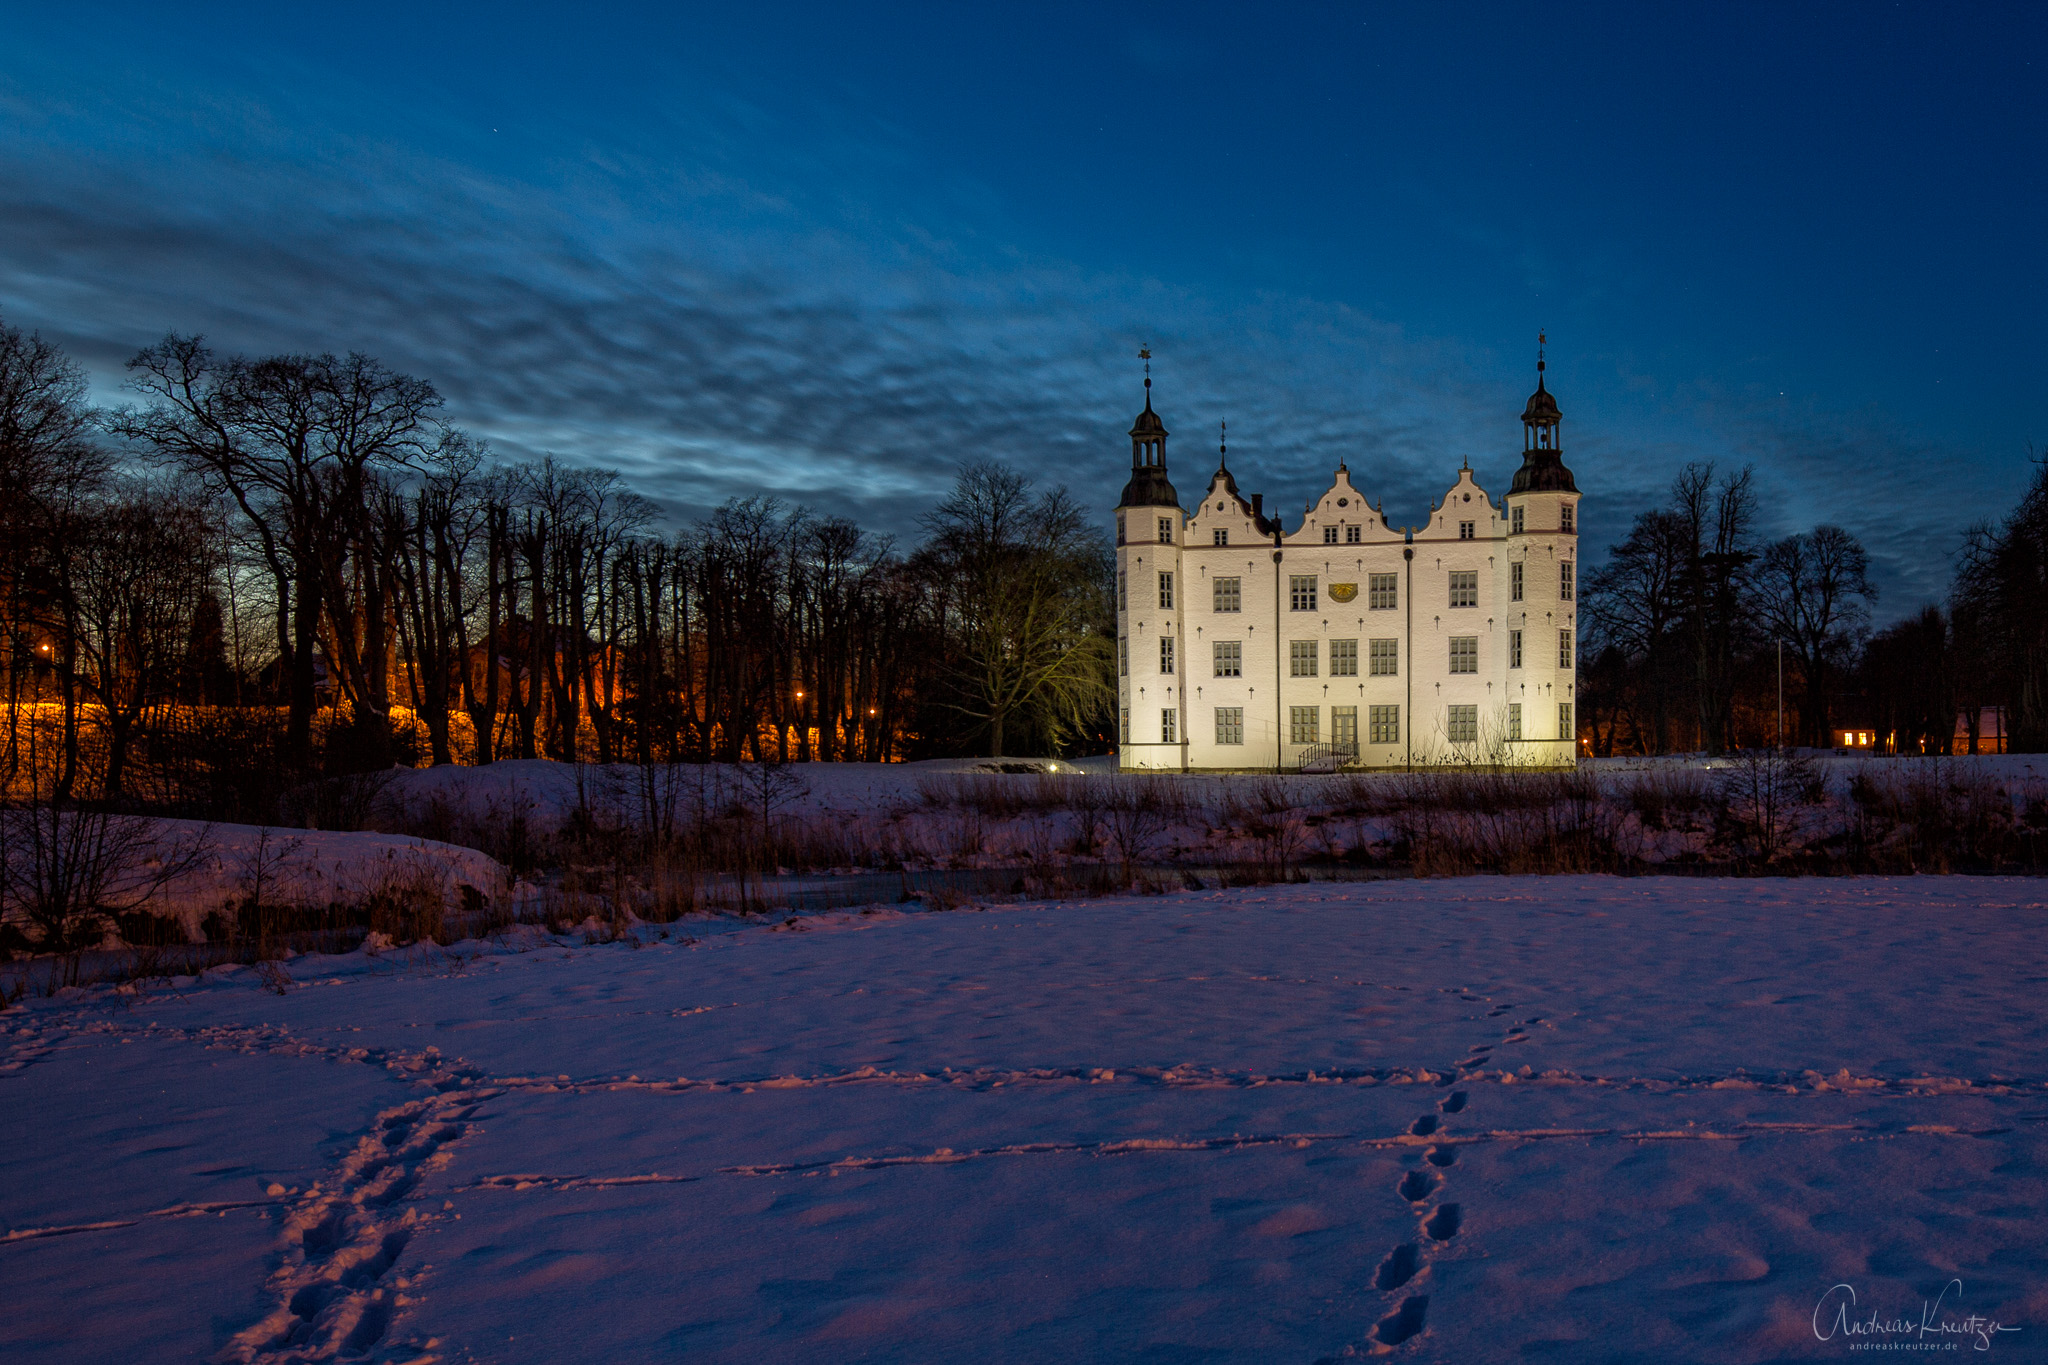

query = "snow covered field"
[3,875,2043,1363]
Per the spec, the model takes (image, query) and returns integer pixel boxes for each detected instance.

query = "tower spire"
[1218,419,1227,469]
[1537,330,1547,389]
[1140,345,1153,409]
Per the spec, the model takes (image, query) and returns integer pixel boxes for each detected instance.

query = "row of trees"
[1,317,1114,814]
[1581,455,2040,757]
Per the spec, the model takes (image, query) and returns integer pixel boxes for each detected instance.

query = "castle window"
[1118,637,1128,676]
[1160,637,1175,674]
[1290,575,1318,611]
[1213,576,1241,612]
[1158,516,1174,544]
[1120,707,1128,741]
[1290,640,1319,677]
[1368,574,1397,610]
[1346,524,1362,544]
[1332,706,1357,749]
[1508,702,1523,740]
[1561,505,1575,533]
[1158,572,1174,610]
[1509,629,1522,669]
[1324,525,1339,544]
[1369,704,1400,744]
[1447,705,1478,744]
[1510,561,1523,602]
[1449,636,1478,674]
[1511,505,1524,534]
[1117,512,1127,545]
[1161,708,1177,744]
[1215,707,1244,746]
[1213,528,1228,546]
[1330,639,1358,676]
[1559,701,1574,738]
[1560,561,1574,600]
[1559,629,1573,670]
[1449,571,1478,608]
[1214,640,1241,677]
[1290,706,1319,744]
[1459,521,1475,540]
[1369,638,1398,676]
[1117,570,1126,611]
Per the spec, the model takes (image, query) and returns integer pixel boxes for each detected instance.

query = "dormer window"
[1459,521,1475,540]
[1323,525,1338,544]
[1213,528,1228,546]
[1346,525,1361,544]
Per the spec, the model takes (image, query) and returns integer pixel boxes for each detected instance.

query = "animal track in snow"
[1423,1203,1462,1241]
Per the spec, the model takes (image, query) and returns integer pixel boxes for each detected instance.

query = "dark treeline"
[1,320,1113,817]
[1582,457,2042,756]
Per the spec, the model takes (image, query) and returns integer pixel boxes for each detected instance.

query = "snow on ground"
[4,875,2044,1362]
[135,822,511,937]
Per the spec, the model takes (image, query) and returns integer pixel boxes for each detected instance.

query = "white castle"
[1114,346,1581,772]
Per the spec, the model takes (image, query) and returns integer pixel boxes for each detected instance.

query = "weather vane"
[1139,344,1152,394]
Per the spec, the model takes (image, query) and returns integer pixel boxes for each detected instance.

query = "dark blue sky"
[3,3,2042,613]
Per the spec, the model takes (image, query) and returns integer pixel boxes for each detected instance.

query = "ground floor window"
[1161,708,1177,744]
[1332,705,1357,747]
[1290,706,1319,744]
[1215,706,1243,746]
[1447,704,1478,744]
[1559,702,1573,741]
[1369,704,1399,744]
[1508,702,1522,740]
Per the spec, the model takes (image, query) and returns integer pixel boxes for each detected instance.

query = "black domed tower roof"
[1118,354,1180,509]
[1509,334,1578,495]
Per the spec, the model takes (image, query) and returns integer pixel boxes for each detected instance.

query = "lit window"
[1330,639,1358,676]
[1213,640,1241,677]
[1369,704,1399,744]
[1213,576,1241,612]
[1290,640,1318,677]
[1449,571,1478,608]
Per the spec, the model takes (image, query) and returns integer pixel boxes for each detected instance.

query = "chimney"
[1251,494,1263,517]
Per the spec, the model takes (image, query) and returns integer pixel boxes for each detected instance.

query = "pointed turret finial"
[1537,331,1547,385]
[1218,419,1227,467]
[1139,345,1152,406]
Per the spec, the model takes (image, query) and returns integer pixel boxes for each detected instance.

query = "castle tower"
[1115,349,1187,768]
[1501,334,1581,757]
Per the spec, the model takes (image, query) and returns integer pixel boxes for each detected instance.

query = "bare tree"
[918,464,1114,757]
[1755,525,1875,746]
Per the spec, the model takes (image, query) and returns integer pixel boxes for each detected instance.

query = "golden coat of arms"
[1329,583,1358,603]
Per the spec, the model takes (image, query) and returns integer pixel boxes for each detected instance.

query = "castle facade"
[1114,353,1581,772]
